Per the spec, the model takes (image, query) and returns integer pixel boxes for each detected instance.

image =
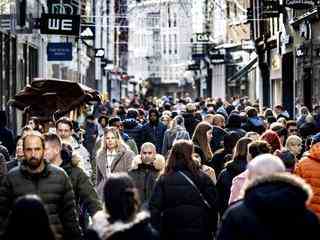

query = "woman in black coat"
[90,173,158,240]
[216,137,252,215]
[217,173,320,240]
[149,140,218,240]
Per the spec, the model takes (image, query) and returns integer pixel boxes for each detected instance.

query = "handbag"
[178,171,212,209]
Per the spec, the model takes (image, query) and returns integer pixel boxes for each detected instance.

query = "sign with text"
[47,42,73,61]
[262,0,281,18]
[286,0,314,9]
[196,33,210,43]
[40,14,80,35]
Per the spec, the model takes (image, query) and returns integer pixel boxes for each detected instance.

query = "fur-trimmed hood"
[130,154,165,171]
[92,210,151,240]
[244,173,313,217]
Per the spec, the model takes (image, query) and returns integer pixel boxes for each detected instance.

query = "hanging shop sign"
[47,42,73,61]
[195,33,210,43]
[285,0,314,9]
[40,14,80,35]
[47,0,78,15]
[262,0,281,18]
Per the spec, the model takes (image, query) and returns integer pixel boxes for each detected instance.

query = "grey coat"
[96,145,135,197]
[162,127,190,157]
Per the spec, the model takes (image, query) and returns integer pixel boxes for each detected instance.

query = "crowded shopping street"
[1,0,320,240]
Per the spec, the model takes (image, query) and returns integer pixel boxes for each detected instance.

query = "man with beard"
[0,131,82,240]
[142,109,167,153]
[129,142,165,206]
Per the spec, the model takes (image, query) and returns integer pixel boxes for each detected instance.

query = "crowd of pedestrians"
[1,95,320,240]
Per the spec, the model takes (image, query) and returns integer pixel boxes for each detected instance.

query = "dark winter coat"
[0,127,14,155]
[0,161,82,240]
[216,157,247,215]
[242,116,266,134]
[129,154,165,205]
[142,122,167,154]
[207,149,233,177]
[91,211,159,240]
[6,158,19,172]
[123,118,144,151]
[0,153,7,180]
[182,112,200,137]
[83,122,99,157]
[149,169,218,240]
[217,173,320,240]
[61,156,102,217]
[210,126,227,153]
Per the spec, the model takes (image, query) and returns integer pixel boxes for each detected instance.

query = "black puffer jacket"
[217,173,320,240]
[216,157,247,215]
[0,162,82,240]
[149,169,218,240]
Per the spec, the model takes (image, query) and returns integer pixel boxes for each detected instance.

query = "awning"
[227,56,257,82]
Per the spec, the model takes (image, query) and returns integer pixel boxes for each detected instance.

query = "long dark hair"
[103,173,140,223]
[4,194,57,240]
[165,140,199,176]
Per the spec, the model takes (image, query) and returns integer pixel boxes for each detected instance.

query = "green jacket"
[61,158,102,217]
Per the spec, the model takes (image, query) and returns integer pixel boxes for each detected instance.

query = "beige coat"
[96,145,135,197]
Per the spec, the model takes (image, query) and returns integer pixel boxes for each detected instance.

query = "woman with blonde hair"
[96,127,135,198]
[285,135,303,159]
[192,122,213,163]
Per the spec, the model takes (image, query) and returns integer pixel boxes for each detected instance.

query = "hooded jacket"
[217,173,320,240]
[0,162,82,240]
[129,154,165,205]
[295,142,320,216]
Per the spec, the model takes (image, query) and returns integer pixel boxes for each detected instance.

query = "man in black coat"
[0,131,82,240]
[142,109,167,153]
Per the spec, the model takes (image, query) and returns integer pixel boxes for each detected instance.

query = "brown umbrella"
[9,78,101,117]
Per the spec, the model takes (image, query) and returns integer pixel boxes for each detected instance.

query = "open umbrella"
[9,78,101,118]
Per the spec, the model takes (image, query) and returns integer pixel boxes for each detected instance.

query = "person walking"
[162,115,190,157]
[3,194,57,240]
[129,142,165,206]
[90,173,159,240]
[96,127,135,198]
[294,132,320,217]
[217,173,319,240]
[44,133,102,229]
[149,140,218,240]
[0,131,82,240]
